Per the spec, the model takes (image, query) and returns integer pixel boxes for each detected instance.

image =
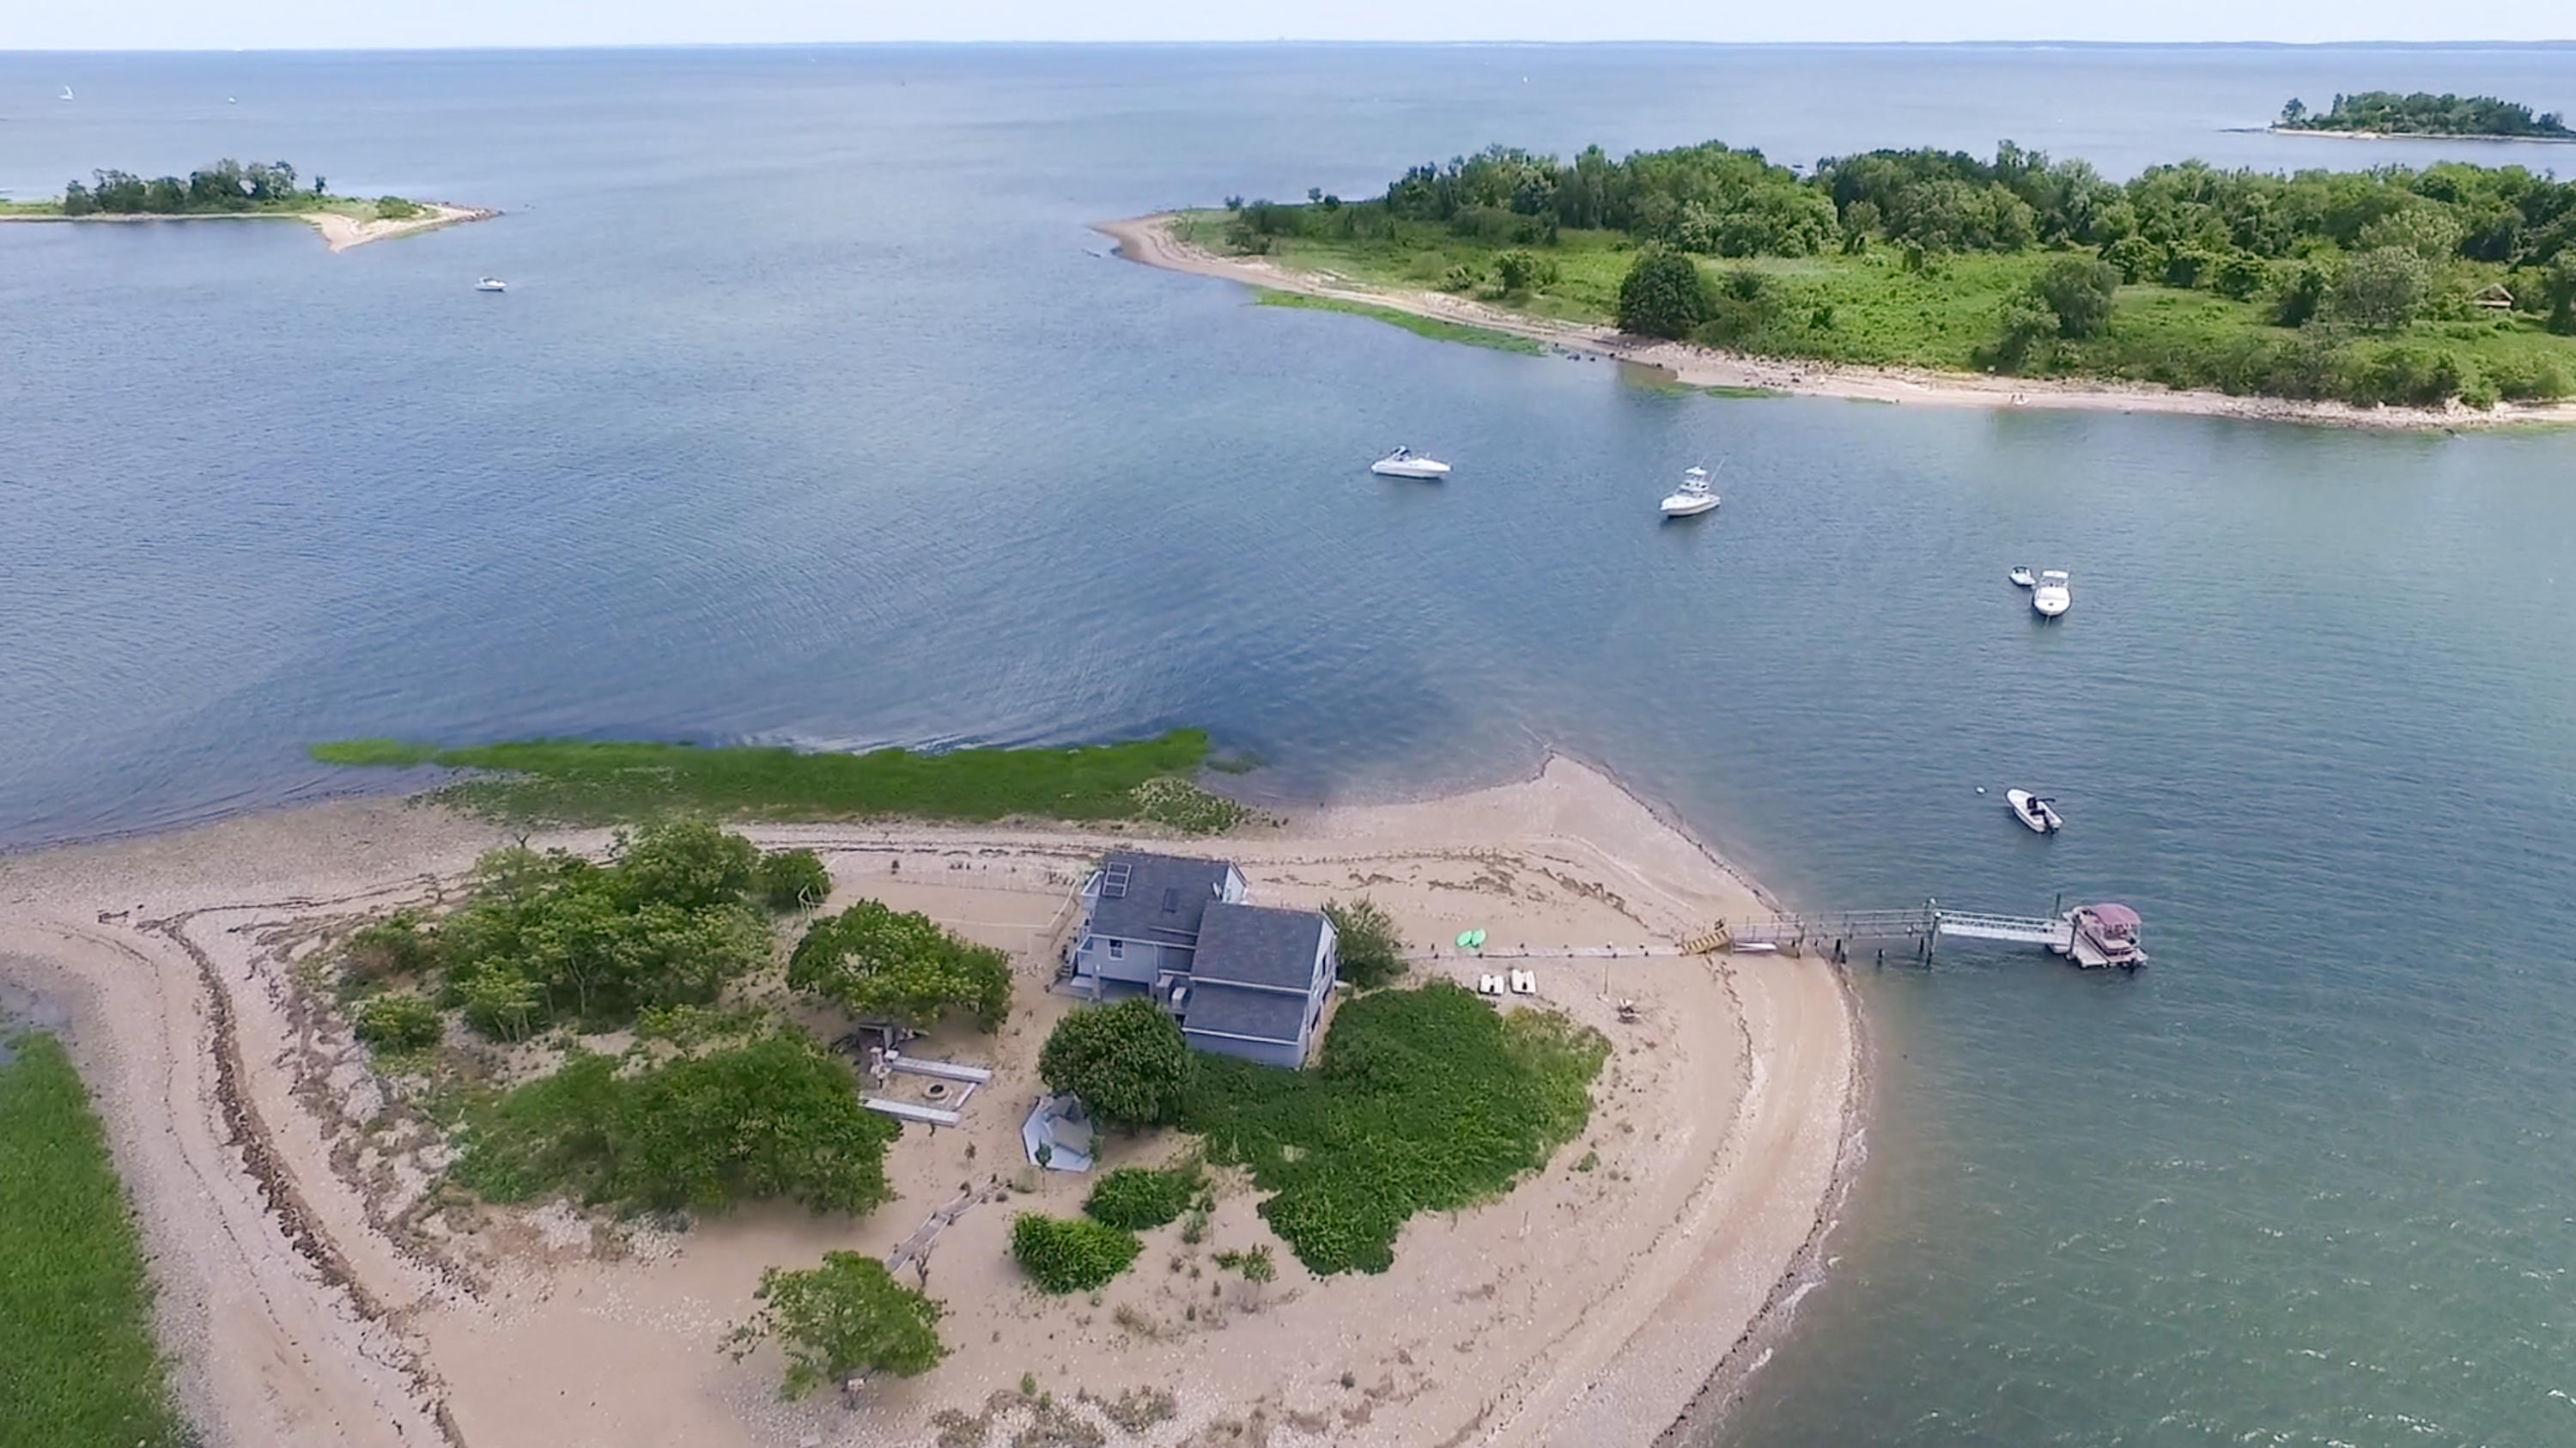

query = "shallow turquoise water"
[4,44,2574,1445]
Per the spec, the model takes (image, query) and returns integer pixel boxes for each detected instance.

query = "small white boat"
[1370,447,1450,479]
[2032,569,2070,618]
[2006,789,2063,834]
[473,277,508,293]
[1660,465,1720,518]
[2008,567,2037,588]
[59,86,75,101]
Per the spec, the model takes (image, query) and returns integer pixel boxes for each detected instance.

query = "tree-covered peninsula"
[0,157,434,223]
[1182,137,2576,411]
[2277,92,2575,140]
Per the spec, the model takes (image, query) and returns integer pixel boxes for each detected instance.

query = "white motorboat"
[474,277,508,293]
[2006,788,2063,834]
[1660,465,1720,518]
[1370,447,1450,479]
[2008,566,2037,588]
[2032,569,2070,618]
[59,86,75,101]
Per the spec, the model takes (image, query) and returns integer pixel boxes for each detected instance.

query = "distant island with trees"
[1144,135,2576,415]
[0,158,489,251]
[2275,92,2575,141]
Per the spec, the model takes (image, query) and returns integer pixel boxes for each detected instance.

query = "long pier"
[1679,899,2144,968]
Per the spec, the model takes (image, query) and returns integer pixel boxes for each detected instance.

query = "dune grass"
[308,729,1247,830]
[1180,981,1608,1275]
[1255,290,1546,354]
[0,1034,190,1448]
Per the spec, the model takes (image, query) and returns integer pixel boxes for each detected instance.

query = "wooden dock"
[1686,899,2147,969]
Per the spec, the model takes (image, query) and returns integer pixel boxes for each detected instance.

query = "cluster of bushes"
[1081,1163,1205,1231]
[1321,897,1406,989]
[1385,141,1832,258]
[787,898,1012,1031]
[1180,981,1608,1275]
[449,1031,899,1215]
[1009,1212,1142,1294]
[340,820,817,1043]
[61,159,320,216]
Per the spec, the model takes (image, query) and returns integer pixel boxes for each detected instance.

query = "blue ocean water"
[5,43,2576,1445]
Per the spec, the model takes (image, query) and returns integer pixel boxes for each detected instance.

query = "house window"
[1108,940,1125,959]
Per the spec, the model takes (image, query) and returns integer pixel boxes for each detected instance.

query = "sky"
[5,0,2572,50]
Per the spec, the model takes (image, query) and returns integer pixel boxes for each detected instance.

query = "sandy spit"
[0,757,1855,1448]
[0,203,496,252]
[1095,212,2576,433]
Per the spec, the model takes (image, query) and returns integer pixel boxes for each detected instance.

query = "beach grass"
[0,1034,191,1448]
[1180,981,1608,1275]
[1254,290,1546,354]
[307,729,1246,830]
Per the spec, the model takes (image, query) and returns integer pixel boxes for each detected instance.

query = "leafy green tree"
[723,1252,945,1396]
[2273,259,2333,327]
[756,849,832,912]
[1614,249,1712,339]
[2211,252,2274,301]
[2543,255,2576,335]
[1038,999,1191,1128]
[1322,898,1406,989]
[789,900,1012,1031]
[1440,262,1481,292]
[2099,235,2164,284]
[2336,246,2431,330]
[2032,256,2120,338]
[608,1032,899,1215]
[1991,294,2063,371]
[1010,1214,1142,1293]
[614,819,760,910]
[2358,206,2465,262]
[343,912,439,983]
[353,994,443,1052]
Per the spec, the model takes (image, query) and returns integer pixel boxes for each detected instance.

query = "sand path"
[1096,212,2576,433]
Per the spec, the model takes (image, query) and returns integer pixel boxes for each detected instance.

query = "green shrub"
[374,195,422,220]
[1213,1245,1276,1283]
[1010,1213,1141,1293]
[2336,246,2432,330]
[1440,262,1481,292]
[1493,248,1558,293]
[1039,998,1191,1127]
[2489,351,2572,399]
[1322,898,1406,989]
[723,1251,945,1397]
[1082,1164,1203,1231]
[343,912,438,983]
[789,899,1012,1031]
[353,994,444,1052]
[2099,235,2165,284]
[2211,251,2274,301]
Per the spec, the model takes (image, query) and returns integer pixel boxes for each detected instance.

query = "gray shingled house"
[1066,850,1339,1068]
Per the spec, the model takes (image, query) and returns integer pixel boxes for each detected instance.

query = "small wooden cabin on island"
[1067,850,1339,1069]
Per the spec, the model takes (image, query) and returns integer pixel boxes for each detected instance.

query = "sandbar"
[0,202,495,252]
[0,755,1856,1448]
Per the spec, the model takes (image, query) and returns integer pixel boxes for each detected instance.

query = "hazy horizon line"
[9,37,2576,56]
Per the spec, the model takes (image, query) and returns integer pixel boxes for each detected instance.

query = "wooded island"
[1185,137,2576,410]
[2276,92,2575,140]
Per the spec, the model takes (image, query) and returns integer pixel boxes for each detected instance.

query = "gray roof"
[1182,982,1311,1049]
[1087,852,1235,946]
[1193,902,1328,991]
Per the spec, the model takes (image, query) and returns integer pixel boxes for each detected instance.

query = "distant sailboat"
[59,85,75,101]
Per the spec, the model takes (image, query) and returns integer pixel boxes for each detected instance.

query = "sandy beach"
[0,757,1856,1448]
[1097,212,2576,433]
[0,202,495,252]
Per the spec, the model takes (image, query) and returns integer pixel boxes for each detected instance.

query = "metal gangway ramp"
[1690,900,2075,960]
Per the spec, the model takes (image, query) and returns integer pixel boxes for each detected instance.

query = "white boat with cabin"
[2053,903,2146,969]
[2006,789,2063,834]
[1660,465,1720,518]
[1370,447,1450,479]
[2008,566,2036,588]
[474,277,507,293]
[2032,569,2070,617]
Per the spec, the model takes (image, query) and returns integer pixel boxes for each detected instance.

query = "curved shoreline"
[1097,212,2576,433]
[0,758,1853,1448]
[0,203,497,252]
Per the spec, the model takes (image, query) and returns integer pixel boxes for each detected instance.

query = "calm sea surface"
[6,42,2576,1446]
